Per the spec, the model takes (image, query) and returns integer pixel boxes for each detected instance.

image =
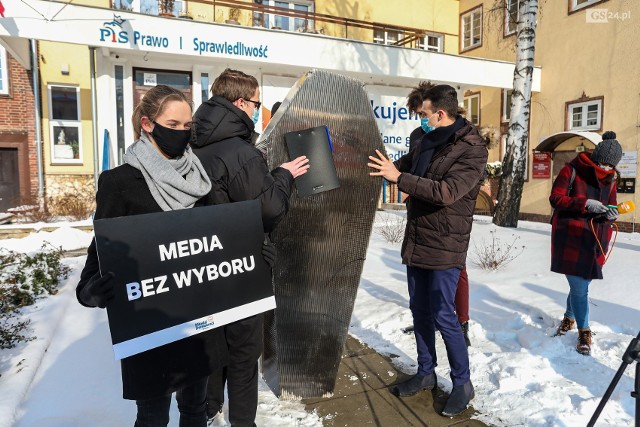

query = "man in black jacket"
[191,68,308,427]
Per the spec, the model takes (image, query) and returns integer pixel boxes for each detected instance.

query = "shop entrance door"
[132,68,192,110]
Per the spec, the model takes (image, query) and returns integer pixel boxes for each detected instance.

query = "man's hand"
[368,150,401,183]
[280,156,310,179]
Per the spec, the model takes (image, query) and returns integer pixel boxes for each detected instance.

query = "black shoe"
[390,372,436,397]
[206,402,222,425]
[442,381,475,417]
[460,322,471,347]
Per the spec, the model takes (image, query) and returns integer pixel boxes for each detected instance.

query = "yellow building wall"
[39,41,96,176]
[460,0,640,216]
[182,0,461,54]
[318,0,459,53]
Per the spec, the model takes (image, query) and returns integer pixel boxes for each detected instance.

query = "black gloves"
[79,272,115,308]
[262,239,277,269]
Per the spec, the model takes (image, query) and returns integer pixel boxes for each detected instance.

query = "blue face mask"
[420,113,438,134]
[420,118,434,134]
[251,107,260,126]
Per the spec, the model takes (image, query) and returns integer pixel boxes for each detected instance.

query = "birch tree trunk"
[493,0,539,227]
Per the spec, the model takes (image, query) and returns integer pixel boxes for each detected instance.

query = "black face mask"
[151,121,192,159]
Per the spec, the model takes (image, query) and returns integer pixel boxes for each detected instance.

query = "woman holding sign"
[77,85,231,427]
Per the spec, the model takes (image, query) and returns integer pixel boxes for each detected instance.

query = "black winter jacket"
[192,96,294,232]
[77,164,228,400]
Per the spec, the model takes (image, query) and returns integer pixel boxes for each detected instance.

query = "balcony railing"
[111,0,438,47]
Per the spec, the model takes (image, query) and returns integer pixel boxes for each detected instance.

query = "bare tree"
[493,0,539,227]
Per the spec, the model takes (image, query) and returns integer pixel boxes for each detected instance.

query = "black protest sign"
[93,200,273,360]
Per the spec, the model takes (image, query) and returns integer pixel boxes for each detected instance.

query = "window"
[464,92,481,126]
[416,33,444,52]
[504,0,520,36]
[502,89,513,123]
[113,0,185,16]
[373,29,403,45]
[200,73,210,105]
[567,98,603,131]
[570,0,606,13]
[258,0,314,32]
[48,85,82,164]
[0,45,8,96]
[461,6,482,51]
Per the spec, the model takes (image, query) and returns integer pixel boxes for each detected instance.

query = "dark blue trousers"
[407,265,470,386]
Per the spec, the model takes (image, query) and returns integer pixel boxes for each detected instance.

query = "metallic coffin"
[257,70,384,399]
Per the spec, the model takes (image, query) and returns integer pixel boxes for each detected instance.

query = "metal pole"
[89,47,100,187]
[635,361,639,427]
[382,180,387,204]
[588,331,640,427]
[30,39,44,209]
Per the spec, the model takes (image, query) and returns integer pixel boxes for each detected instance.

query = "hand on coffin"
[368,150,401,183]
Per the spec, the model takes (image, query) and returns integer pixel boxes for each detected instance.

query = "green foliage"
[0,244,71,349]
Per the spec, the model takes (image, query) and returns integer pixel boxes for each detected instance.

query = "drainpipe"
[89,47,99,187]
[30,39,44,209]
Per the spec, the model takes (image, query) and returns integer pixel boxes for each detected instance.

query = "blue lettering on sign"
[133,31,169,48]
[99,27,129,44]
[370,100,419,125]
[97,22,270,57]
[193,38,269,58]
[195,319,215,331]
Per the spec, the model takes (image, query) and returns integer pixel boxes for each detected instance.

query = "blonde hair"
[211,68,259,103]
[132,85,191,140]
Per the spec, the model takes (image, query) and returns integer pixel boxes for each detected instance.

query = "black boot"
[441,381,474,417]
[390,372,437,397]
[206,402,222,426]
[460,321,471,347]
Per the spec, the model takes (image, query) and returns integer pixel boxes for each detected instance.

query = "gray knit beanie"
[591,131,622,167]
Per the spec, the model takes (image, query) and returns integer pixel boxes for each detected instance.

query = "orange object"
[616,200,635,214]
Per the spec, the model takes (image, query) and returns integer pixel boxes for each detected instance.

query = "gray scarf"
[124,134,211,211]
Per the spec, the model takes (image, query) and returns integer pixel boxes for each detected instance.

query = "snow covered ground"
[1,212,639,426]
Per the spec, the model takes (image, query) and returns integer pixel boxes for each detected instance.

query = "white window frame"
[567,99,602,131]
[464,92,481,126]
[416,32,444,52]
[263,0,314,32]
[48,84,83,165]
[0,45,9,96]
[461,6,482,51]
[113,0,186,16]
[504,0,520,36]
[502,89,513,123]
[373,29,404,45]
[570,0,603,12]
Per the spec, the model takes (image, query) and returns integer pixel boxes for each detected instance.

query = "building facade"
[458,0,639,230]
[0,45,38,212]
[15,1,627,229]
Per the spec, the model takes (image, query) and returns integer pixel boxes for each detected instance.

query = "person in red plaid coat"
[549,131,621,356]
